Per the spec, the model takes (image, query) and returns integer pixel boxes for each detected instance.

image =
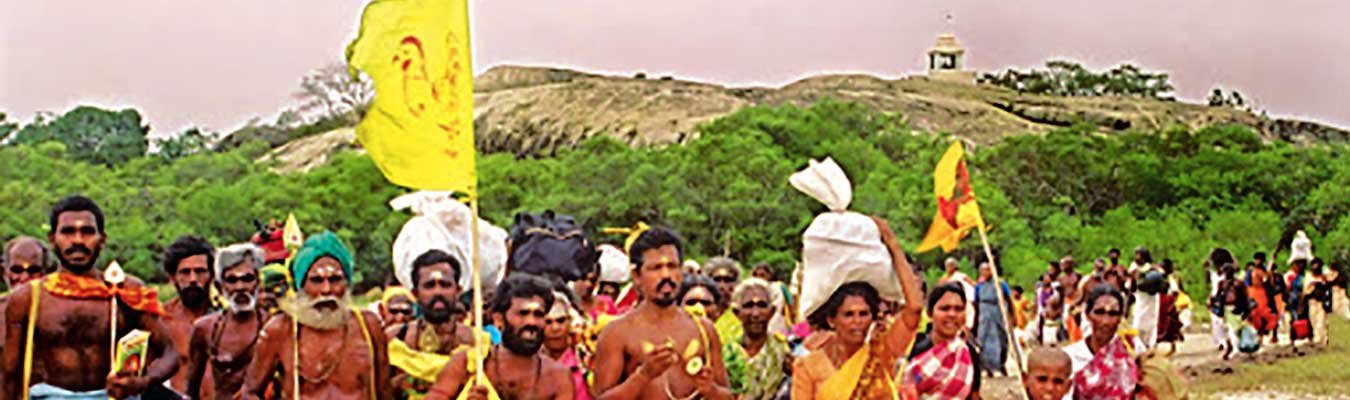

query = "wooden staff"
[470,196,485,382]
[977,227,1029,400]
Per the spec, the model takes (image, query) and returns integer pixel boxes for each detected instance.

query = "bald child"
[1023,347,1073,400]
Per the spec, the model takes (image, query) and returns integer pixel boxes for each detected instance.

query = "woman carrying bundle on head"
[791,217,925,400]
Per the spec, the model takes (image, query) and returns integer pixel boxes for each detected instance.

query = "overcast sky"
[3,0,1347,137]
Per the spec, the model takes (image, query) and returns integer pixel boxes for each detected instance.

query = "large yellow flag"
[346,0,477,193]
[916,141,986,253]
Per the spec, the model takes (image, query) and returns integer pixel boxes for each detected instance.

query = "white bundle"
[790,158,904,320]
[390,191,508,291]
[1288,230,1313,265]
[596,244,630,284]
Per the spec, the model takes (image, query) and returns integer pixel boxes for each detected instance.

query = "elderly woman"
[791,217,924,400]
[904,282,983,399]
[1064,285,1145,399]
[722,278,791,400]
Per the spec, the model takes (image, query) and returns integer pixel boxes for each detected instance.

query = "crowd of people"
[0,195,1344,399]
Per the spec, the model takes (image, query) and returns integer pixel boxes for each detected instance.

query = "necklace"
[208,312,264,373]
[297,321,349,383]
[663,381,700,400]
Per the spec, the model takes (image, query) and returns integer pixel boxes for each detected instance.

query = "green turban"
[290,231,354,291]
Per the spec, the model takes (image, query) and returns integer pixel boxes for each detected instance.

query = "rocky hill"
[469,66,1347,155]
[258,65,1349,171]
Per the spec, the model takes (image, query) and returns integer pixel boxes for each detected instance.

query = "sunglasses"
[1091,308,1123,317]
[712,276,736,283]
[221,274,257,284]
[739,300,771,309]
[8,265,42,275]
[388,307,413,315]
[684,298,714,307]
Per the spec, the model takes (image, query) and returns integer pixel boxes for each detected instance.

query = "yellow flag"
[916,141,986,253]
[346,0,477,193]
[283,213,304,250]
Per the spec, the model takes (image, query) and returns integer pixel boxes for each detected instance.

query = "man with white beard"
[187,243,271,399]
[240,232,391,400]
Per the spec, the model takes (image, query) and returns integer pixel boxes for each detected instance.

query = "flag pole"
[977,226,1029,399]
[470,194,485,382]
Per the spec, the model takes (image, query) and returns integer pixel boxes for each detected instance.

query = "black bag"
[508,211,598,282]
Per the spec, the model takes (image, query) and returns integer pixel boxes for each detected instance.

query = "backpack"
[508,211,598,282]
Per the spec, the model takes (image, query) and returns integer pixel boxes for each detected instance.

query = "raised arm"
[873,217,923,354]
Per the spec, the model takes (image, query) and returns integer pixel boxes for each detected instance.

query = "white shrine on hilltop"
[927,33,976,85]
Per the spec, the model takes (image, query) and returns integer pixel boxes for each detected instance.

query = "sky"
[2,0,1347,138]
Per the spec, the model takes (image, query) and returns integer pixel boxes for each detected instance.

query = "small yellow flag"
[916,141,986,253]
[346,0,477,193]
[282,213,304,251]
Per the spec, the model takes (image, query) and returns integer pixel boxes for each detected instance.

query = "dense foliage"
[3,101,1347,303]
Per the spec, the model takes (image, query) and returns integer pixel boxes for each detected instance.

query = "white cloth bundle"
[1288,230,1313,265]
[390,191,508,291]
[596,244,630,284]
[790,158,904,320]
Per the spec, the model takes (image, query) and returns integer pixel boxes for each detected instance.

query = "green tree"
[10,106,149,166]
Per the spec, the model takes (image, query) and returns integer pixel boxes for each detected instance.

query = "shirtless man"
[425,273,575,400]
[3,195,180,399]
[239,231,391,400]
[188,243,269,399]
[161,235,217,394]
[592,228,732,400]
[387,249,474,396]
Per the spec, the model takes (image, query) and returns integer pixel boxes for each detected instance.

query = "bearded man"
[425,273,575,400]
[386,249,475,398]
[161,235,217,394]
[239,231,391,399]
[187,243,270,399]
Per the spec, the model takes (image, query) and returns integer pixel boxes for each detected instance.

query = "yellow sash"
[352,308,378,400]
[816,345,899,400]
[455,346,501,400]
[389,339,453,382]
[21,279,40,400]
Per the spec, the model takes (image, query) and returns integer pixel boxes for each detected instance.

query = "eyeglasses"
[8,265,42,275]
[712,276,736,283]
[1090,308,1123,317]
[684,298,714,307]
[388,307,413,315]
[739,300,771,309]
[221,274,257,284]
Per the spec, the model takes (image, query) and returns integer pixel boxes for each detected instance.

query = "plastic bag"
[390,191,508,291]
[790,158,904,320]
[1288,230,1313,265]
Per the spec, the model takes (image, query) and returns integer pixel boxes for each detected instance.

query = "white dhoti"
[1133,292,1160,349]
[28,383,133,400]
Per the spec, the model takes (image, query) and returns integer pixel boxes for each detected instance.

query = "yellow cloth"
[715,311,742,345]
[817,345,899,400]
[454,345,501,400]
[917,141,986,253]
[383,286,415,305]
[346,0,478,193]
[389,339,453,382]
